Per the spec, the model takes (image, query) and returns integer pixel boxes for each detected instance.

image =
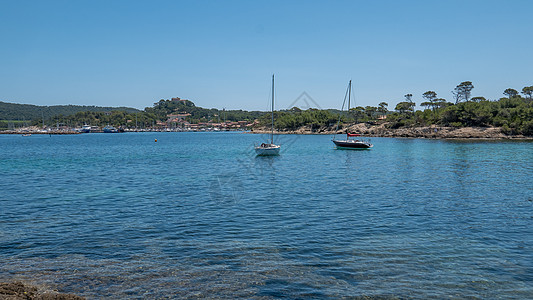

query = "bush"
[501,124,511,135]
[519,120,533,136]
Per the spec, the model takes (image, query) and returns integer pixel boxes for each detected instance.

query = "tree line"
[254,81,532,136]
[144,99,265,124]
[0,101,139,121]
[0,98,269,129]
[257,107,340,131]
[355,82,533,136]
[2,82,532,136]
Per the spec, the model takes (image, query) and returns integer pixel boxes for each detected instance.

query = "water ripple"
[1,133,532,299]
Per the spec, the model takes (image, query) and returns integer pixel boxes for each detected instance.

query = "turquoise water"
[1,132,532,298]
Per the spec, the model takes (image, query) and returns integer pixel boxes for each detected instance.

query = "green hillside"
[145,99,265,123]
[0,101,140,121]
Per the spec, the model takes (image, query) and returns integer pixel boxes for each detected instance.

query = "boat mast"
[333,80,351,140]
[271,74,274,144]
[347,80,351,112]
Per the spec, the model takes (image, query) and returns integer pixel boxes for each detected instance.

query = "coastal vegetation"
[2,82,532,136]
[255,82,533,136]
[145,98,264,123]
[0,101,140,130]
[261,107,340,131]
[0,101,139,121]
[0,98,263,130]
[384,82,533,136]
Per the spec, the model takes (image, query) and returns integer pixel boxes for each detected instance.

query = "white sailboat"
[255,74,281,156]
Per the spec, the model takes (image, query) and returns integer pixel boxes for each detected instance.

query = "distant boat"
[81,125,91,133]
[255,74,280,156]
[332,80,373,149]
[103,125,119,133]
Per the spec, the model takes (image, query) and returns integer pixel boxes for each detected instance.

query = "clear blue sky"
[1,0,532,111]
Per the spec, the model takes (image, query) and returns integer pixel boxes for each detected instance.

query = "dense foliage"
[144,99,265,123]
[0,101,139,120]
[383,97,533,135]
[0,98,268,129]
[34,110,159,129]
[257,107,340,131]
[324,82,532,136]
[257,82,533,136]
[2,82,532,136]
[381,82,533,136]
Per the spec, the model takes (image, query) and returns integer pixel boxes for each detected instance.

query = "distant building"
[171,97,189,103]
[166,113,191,123]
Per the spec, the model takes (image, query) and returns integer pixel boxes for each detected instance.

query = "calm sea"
[1,132,532,299]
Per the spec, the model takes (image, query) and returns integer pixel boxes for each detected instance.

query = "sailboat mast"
[347,80,351,111]
[271,74,274,144]
[333,80,351,140]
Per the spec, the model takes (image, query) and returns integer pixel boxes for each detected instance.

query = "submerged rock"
[0,282,85,300]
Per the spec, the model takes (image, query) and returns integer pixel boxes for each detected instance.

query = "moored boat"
[255,143,281,156]
[332,80,373,150]
[103,125,119,133]
[81,125,91,133]
[255,74,280,156]
[332,133,373,149]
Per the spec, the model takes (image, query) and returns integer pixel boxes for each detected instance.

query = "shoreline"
[0,131,81,135]
[250,124,533,140]
[1,126,531,140]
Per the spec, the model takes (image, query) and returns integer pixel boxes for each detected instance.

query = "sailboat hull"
[333,139,372,149]
[255,145,281,156]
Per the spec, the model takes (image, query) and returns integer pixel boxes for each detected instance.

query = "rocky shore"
[251,123,532,139]
[0,282,84,300]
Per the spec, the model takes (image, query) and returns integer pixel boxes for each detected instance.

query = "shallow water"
[1,132,532,298]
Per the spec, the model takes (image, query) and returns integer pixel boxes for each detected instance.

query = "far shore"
[250,123,533,140]
[0,131,81,135]
[2,124,531,140]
